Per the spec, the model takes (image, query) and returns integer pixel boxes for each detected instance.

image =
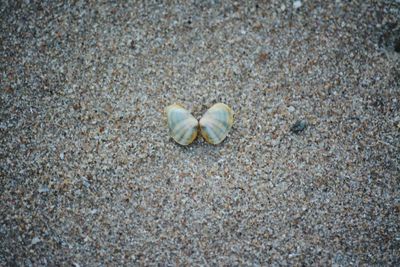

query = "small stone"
[130,40,135,49]
[293,1,302,9]
[4,86,14,94]
[38,185,49,193]
[288,106,295,113]
[31,237,41,245]
[90,209,98,215]
[82,179,91,188]
[291,120,307,134]
[395,39,400,53]
[257,52,269,64]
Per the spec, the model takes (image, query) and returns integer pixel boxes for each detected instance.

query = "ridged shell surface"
[199,103,234,145]
[165,104,198,145]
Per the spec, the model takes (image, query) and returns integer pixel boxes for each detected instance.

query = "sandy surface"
[1,0,399,265]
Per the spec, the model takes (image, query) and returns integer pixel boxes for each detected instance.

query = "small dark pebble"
[395,39,400,53]
[291,120,307,134]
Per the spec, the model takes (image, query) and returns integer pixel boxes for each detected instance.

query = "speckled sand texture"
[1,1,399,265]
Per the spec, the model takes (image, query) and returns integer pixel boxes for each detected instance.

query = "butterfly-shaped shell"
[165,104,199,145]
[199,103,234,145]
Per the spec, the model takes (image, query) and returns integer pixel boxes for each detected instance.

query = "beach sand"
[1,1,399,265]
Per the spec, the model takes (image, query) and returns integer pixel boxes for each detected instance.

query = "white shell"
[165,104,198,145]
[199,103,234,145]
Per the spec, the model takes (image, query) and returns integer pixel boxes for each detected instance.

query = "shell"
[165,104,199,145]
[199,103,234,145]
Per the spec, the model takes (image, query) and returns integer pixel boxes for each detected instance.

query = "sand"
[1,0,399,265]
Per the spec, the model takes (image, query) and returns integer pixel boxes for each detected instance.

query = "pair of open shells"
[165,103,234,145]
